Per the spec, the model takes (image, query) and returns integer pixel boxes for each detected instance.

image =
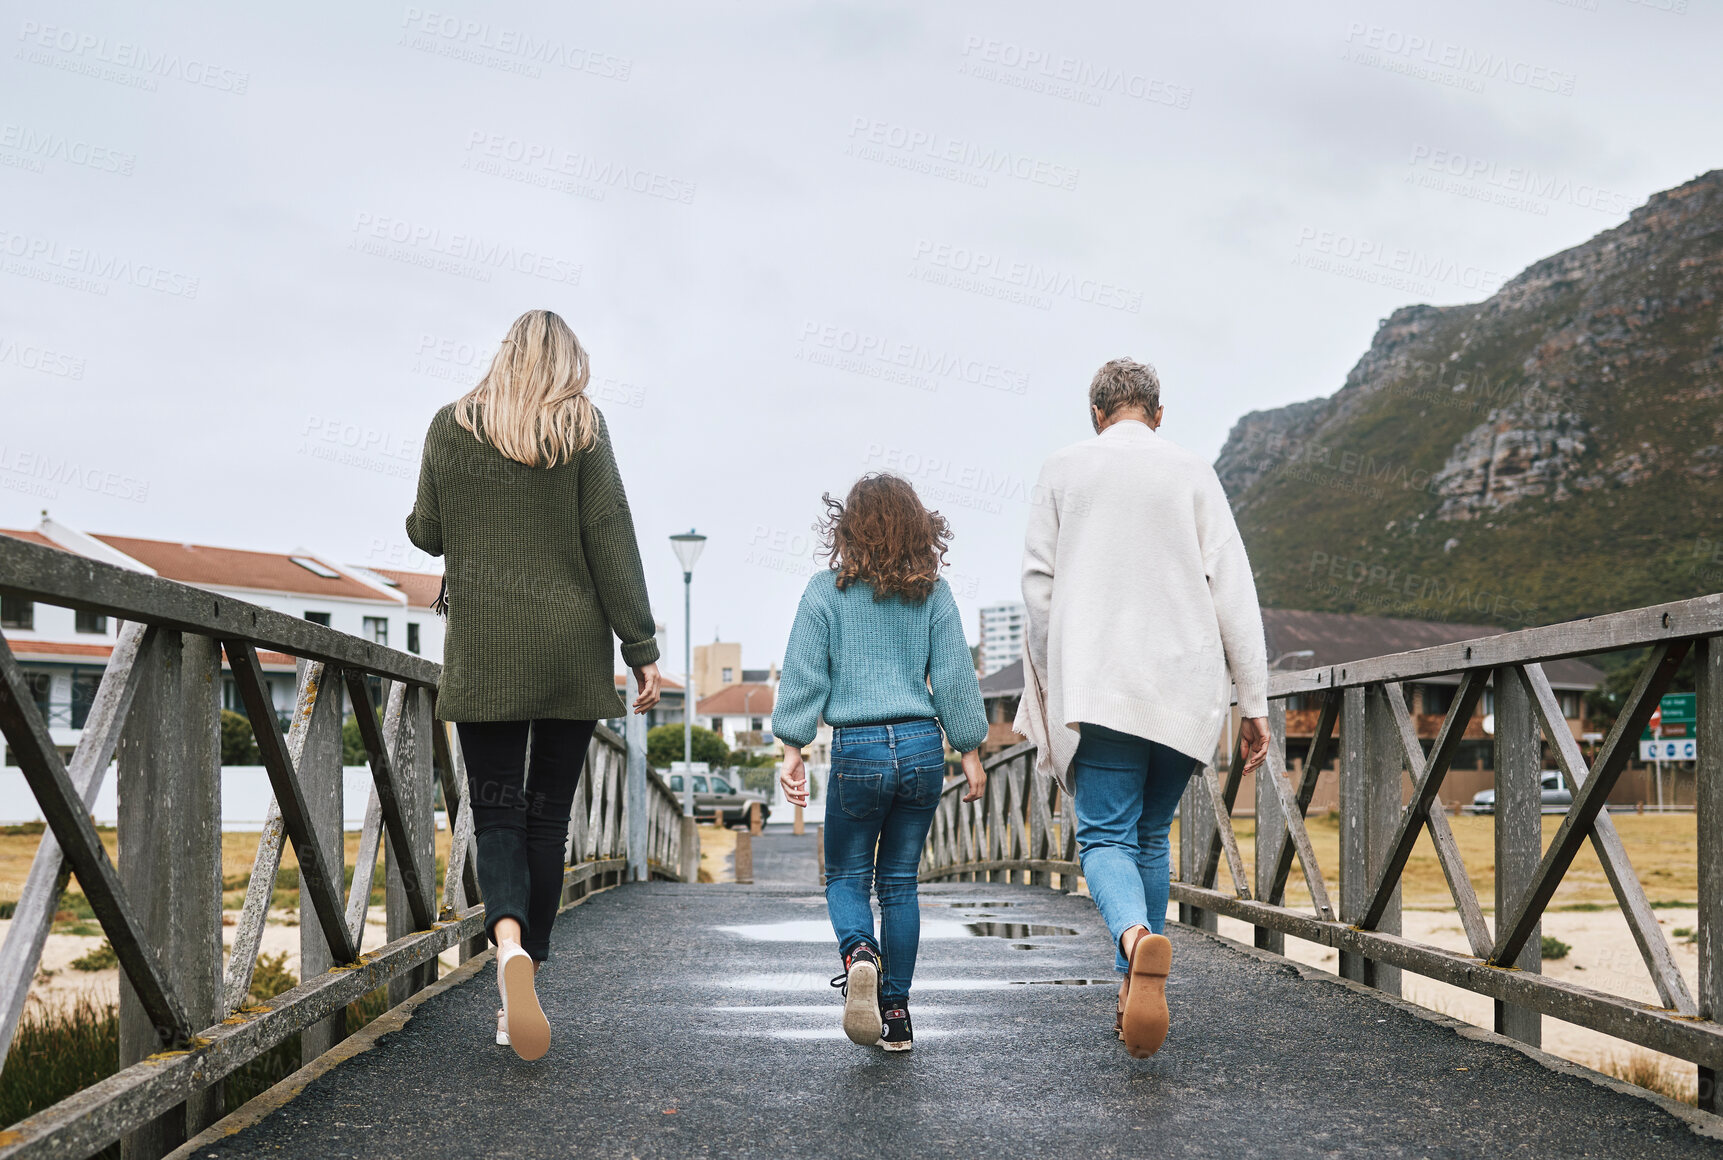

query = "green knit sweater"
[406,404,659,722]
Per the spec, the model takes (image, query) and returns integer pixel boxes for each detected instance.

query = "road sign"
[1660,693,1696,723]
[1640,738,1696,762]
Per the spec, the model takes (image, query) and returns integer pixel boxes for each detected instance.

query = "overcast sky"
[3,0,1718,675]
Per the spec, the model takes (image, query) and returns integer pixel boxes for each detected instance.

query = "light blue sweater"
[774,571,989,753]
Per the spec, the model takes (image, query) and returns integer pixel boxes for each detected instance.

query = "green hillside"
[1217,170,1723,629]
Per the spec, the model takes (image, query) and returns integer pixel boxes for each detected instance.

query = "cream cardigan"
[1016,420,1268,786]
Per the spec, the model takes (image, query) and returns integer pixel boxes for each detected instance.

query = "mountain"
[1216,169,1723,630]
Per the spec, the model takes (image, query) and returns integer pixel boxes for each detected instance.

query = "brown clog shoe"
[1120,933,1172,1059]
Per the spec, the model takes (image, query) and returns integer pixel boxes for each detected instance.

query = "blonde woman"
[406,308,661,1061]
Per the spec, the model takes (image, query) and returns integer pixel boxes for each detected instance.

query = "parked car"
[666,769,771,827]
[1468,771,1573,815]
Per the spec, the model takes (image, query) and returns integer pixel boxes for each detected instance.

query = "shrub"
[0,996,119,1148]
[1541,935,1571,960]
[221,709,259,765]
[70,940,118,972]
[646,724,729,770]
[0,900,14,919]
[247,952,297,1004]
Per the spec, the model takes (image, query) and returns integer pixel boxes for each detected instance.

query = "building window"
[751,717,763,731]
[407,622,421,655]
[0,596,33,630]
[363,617,388,646]
[722,667,734,683]
[74,610,108,635]
[304,611,332,627]
[23,670,51,719]
[1559,691,1580,718]
[71,670,102,729]
[1422,684,1455,716]
[710,716,724,733]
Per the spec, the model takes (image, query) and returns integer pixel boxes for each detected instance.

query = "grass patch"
[0,996,120,1158]
[1540,935,1571,961]
[70,940,118,972]
[1598,1051,1697,1106]
[0,900,13,919]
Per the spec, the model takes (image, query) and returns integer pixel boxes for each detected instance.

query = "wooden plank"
[1198,738,1247,888]
[1197,760,1251,899]
[344,672,436,932]
[223,642,357,965]
[1169,881,1723,1072]
[1698,635,1722,1113]
[117,630,225,1155]
[1520,663,1696,1015]
[344,789,383,944]
[0,909,491,1160]
[1364,675,1491,958]
[1255,702,1287,952]
[0,632,190,1043]
[1493,664,1544,1047]
[0,620,155,1074]
[1028,757,1052,889]
[386,685,437,1005]
[0,535,439,687]
[295,662,348,1065]
[1259,749,1335,922]
[1267,690,1337,907]
[1267,591,1723,696]
[1338,686,1369,985]
[1363,686,1403,996]
[221,797,284,1014]
[1492,641,1691,967]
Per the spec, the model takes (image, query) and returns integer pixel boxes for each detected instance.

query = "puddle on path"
[1010,978,1116,986]
[922,900,1020,908]
[964,922,1079,939]
[720,973,1089,992]
[717,920,1079,942]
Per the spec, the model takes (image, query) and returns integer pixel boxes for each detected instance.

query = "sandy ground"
[1200,905,1703,1102]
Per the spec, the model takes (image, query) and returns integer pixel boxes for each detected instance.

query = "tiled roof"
[7,641,297,669]
[0,528,63,550]
[371,568,445,610]
[696,683,774,715]
[1262,609,1604,689]
[91,535,386,602]
[979,660,1024,698]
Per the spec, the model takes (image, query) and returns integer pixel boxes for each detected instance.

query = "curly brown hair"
[817,473,952,603]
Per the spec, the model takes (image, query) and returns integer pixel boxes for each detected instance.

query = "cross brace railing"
[0,534,686,1159]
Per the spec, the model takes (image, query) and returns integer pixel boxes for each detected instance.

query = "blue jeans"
[1072,723,1201,973]
[823,719,945,1005]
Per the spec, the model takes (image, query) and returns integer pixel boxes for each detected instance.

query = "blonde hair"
[454,310,598,467]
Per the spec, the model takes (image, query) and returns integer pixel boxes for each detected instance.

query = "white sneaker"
[497,942,549,1060]
[495,1007,510,1047]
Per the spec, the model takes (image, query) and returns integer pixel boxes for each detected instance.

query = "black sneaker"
[879,1003,913,1053]
[830,945,884,1046]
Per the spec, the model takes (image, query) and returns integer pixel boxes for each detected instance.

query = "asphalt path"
[190,873,1722,1159]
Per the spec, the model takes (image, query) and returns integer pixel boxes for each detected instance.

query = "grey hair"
[1089,357,1161,424]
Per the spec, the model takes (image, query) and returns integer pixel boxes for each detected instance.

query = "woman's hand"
[780,747,809,807]
[1238,716,1270,774]
[631,663,662,713]
[960,750,986,803]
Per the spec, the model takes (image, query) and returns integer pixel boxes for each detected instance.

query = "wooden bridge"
[0,535,1720,1158]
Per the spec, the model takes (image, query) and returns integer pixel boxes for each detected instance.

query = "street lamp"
[1271,649,1316,670]
[669,530,707,817]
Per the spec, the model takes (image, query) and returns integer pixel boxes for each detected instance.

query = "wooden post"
[625,674,648,883]
[1255,701,1287,953]
[116,632,223,1159]
[1494,666,1543,1047]
[1364,686,1403,996]
[735,829,753,884]
[680,815,700,883]
[793,801,804,836]
[749,799,763,835]
[1696,636,1721,1112]
[1338,686,1369,984]
[297,661,348,1063]
[386,686,436,1006]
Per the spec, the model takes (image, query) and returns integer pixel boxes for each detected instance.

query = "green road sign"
[1661,692,1696,723]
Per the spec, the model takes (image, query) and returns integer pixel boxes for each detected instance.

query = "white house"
[0,517,444,769]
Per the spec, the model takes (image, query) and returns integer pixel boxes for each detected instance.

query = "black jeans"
[456,718,597,962]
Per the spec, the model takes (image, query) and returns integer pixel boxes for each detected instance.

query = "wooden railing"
[921,593,1722,1113]
[0,535,685,1159]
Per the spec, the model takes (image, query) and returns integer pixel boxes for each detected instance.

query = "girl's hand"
[960,750,986,803]
[780,747,810,807]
